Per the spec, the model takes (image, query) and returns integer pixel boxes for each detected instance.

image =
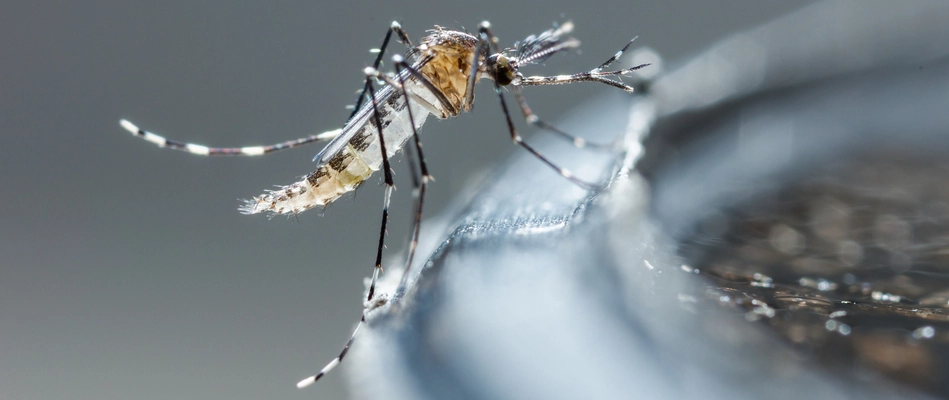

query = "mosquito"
[119,20,648,389]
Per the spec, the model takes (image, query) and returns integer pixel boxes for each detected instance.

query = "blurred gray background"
[1,2,814,399]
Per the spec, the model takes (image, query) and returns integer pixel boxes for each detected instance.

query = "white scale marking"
[143,132,165,146]
[240,146,265,156]
[185,143,210,155]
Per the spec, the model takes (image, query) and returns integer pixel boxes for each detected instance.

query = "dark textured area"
[679,159,949,396]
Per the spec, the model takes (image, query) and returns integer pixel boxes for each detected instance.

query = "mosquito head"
[486,53,515,86]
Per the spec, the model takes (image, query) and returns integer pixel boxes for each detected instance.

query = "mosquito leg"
[298,23,417,390]
[296,313,366,389]
[477,22,604,191]
[364,69,396,303]
[399,151,428,292]
[462,22,491,108]
[393,111,425,295]
[389,55,432,292]
[594,37,638,71]
[362,57,433,294]
[514,37,648,93]
[494,85,603,190]
[403,127,422,190]
[509,86,618,151]
[347,21,413,122]
[512,62,650,92]
[120,23,413,157]
[119,119,342,156]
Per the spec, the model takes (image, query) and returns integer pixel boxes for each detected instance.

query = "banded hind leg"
[353,21,416,304]
[119,119,342,156]
[295,52,433,392]
[118,23,413,158]
[359,50,465,302]
[319,20,416,305]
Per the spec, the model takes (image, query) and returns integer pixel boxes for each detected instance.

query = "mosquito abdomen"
[241,90,432,215]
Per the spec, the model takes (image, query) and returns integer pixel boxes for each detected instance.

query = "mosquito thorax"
[486,54,515,86]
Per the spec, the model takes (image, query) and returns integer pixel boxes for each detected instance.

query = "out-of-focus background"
[1,2,815,399]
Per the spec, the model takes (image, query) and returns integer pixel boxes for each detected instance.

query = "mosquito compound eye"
[488,54,515,86]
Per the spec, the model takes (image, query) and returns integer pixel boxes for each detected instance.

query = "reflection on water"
[678,159,949,395]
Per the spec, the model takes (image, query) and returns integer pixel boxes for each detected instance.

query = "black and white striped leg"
[364,69,396,303]
[297,68,397,390]
[391,55,432,292]
[117,23,412,158]
[595,37,637,71]
[297,25,415,390]
[514,63,650,92]
[514,38,648,92]
[509,85,618,151]
[118,119,342,156]
[299,56,431,391]
[296,314,366,389]
[477,22,603,191]
[363,57,436,292]
[361,57,433,293]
